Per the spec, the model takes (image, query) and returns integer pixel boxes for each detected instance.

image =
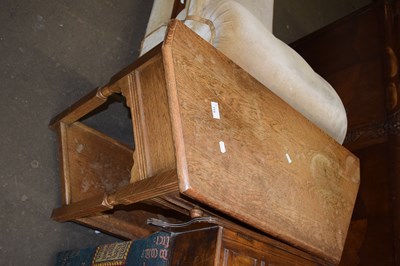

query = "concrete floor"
[0,0,370,265]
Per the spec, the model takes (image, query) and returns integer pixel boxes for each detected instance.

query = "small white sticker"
[285,153,292,164]
[219,141,226,153]
[211,101,220,119]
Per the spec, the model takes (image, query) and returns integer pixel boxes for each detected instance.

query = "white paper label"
[219,141,226,153]
[285,153,292,164]
[211,102,220,119]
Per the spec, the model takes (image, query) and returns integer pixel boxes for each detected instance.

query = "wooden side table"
[50,20,359,264]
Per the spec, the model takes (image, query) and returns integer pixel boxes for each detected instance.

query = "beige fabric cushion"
[144,0,175,35]
[187,0,273,31]
[140,0,347,143]
[141,0,273,54]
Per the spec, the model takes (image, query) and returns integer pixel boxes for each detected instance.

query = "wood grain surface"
[162,20,360,264]
[127,53,176,182]
[61,122,132,203]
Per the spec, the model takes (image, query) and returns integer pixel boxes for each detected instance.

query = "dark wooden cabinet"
[291,0,400,264]
[162,218,330,265]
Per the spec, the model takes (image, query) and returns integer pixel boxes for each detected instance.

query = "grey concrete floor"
[0,0,371,265]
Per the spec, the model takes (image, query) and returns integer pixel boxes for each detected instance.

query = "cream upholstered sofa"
[140,0,347,144]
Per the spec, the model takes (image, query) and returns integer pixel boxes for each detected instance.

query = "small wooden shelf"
[59,122,133,203]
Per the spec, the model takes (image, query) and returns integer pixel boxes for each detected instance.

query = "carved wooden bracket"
[344,121,388,150]
[344,108,400,150]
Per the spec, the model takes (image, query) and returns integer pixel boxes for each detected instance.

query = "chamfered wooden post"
[51,170,179,222]
[49,84,121,129]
